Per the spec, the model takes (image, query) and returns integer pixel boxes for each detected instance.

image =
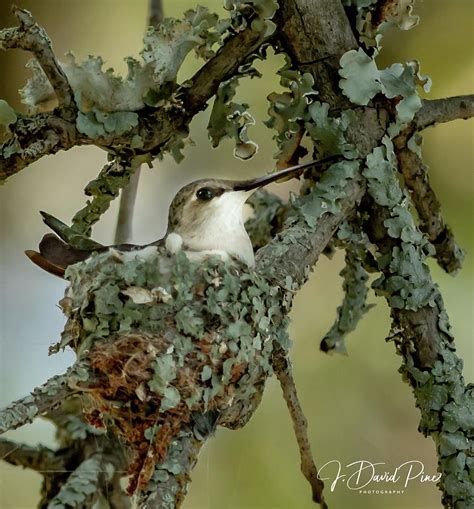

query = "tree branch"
[256,175,365,285]
[391,95,474,273]
[269,4,472,507]
[114,170,141,244]
[394,138,464,273]
[148,0,164,28]
[137,418,216,509]
[275,0,357,106]
[0,6,75,119]
[46,453,109,508]
[362,192,473,507]
[273,346,327,509]
[0,16,264,182]
[0,437,62,471]
[414,95,474,131]
[0,368,77,434]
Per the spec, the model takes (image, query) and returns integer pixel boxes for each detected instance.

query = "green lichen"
[47,456,108,508]
[305,102,358,159]
[339,48,430,124]
[395,326,474,507]
[142,12,220,86]
[76,109,139,138]
[265,57,317,164]
[22,7,224,117]
[245,189,286,249]
[0,99,17,126]
[224,0,279,37]
[266,60,360,165]
[321,247,374,354]
[68,154,150,237]
[339,49,380,106]
[208,78,257,160]
[363,136,438,310]
[297,159,360,228]
[344,0,419,47]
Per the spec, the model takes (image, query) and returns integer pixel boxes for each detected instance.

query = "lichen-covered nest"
[57,248,290,492]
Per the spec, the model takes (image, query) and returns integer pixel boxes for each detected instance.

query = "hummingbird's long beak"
[232,154,343,192]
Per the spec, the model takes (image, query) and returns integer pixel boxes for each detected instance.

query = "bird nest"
[57,248,290,492]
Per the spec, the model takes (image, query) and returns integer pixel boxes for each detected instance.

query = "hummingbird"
[25,156,341,278]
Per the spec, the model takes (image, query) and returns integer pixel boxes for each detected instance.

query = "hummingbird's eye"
[196,187,215,201]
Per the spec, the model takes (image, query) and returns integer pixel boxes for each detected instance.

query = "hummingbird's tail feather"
[26,233,97,278]
[25,249,66,278]
[39,234,93,266]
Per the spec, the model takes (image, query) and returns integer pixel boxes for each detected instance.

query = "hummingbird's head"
[167,179,252,262]
[166,155,342,265]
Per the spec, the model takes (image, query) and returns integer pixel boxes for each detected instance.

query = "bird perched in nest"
[26,155,340,277]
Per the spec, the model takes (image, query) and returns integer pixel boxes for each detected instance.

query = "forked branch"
[273,346,327,509]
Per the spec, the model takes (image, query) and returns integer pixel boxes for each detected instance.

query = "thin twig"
[0,368,77,434]
[273,345,327,509]
[414,95,474,131]
[394,139,464,273]
[148,0,164,28]
[114,169,141,244]
[0,6,75,119]
[0,437,63,471]
[114,0,164,245]
[392,95,474,273]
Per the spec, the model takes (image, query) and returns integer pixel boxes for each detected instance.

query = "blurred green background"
[0,1,472,508]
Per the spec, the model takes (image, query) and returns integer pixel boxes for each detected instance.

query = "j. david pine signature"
[318,460,442,492]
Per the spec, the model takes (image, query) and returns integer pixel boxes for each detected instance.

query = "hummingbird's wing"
[25,233,167,278]
[25,233,103,278]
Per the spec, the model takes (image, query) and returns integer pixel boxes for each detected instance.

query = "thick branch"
[256,177,364,284]
[268,5,472,507]
[273,346,327,509]
[0,368,77,434]
[276,0,357,106]
[0,6,75,119]
[0,437,62,471]
[256,1,386,284]
[414,95,474,131]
